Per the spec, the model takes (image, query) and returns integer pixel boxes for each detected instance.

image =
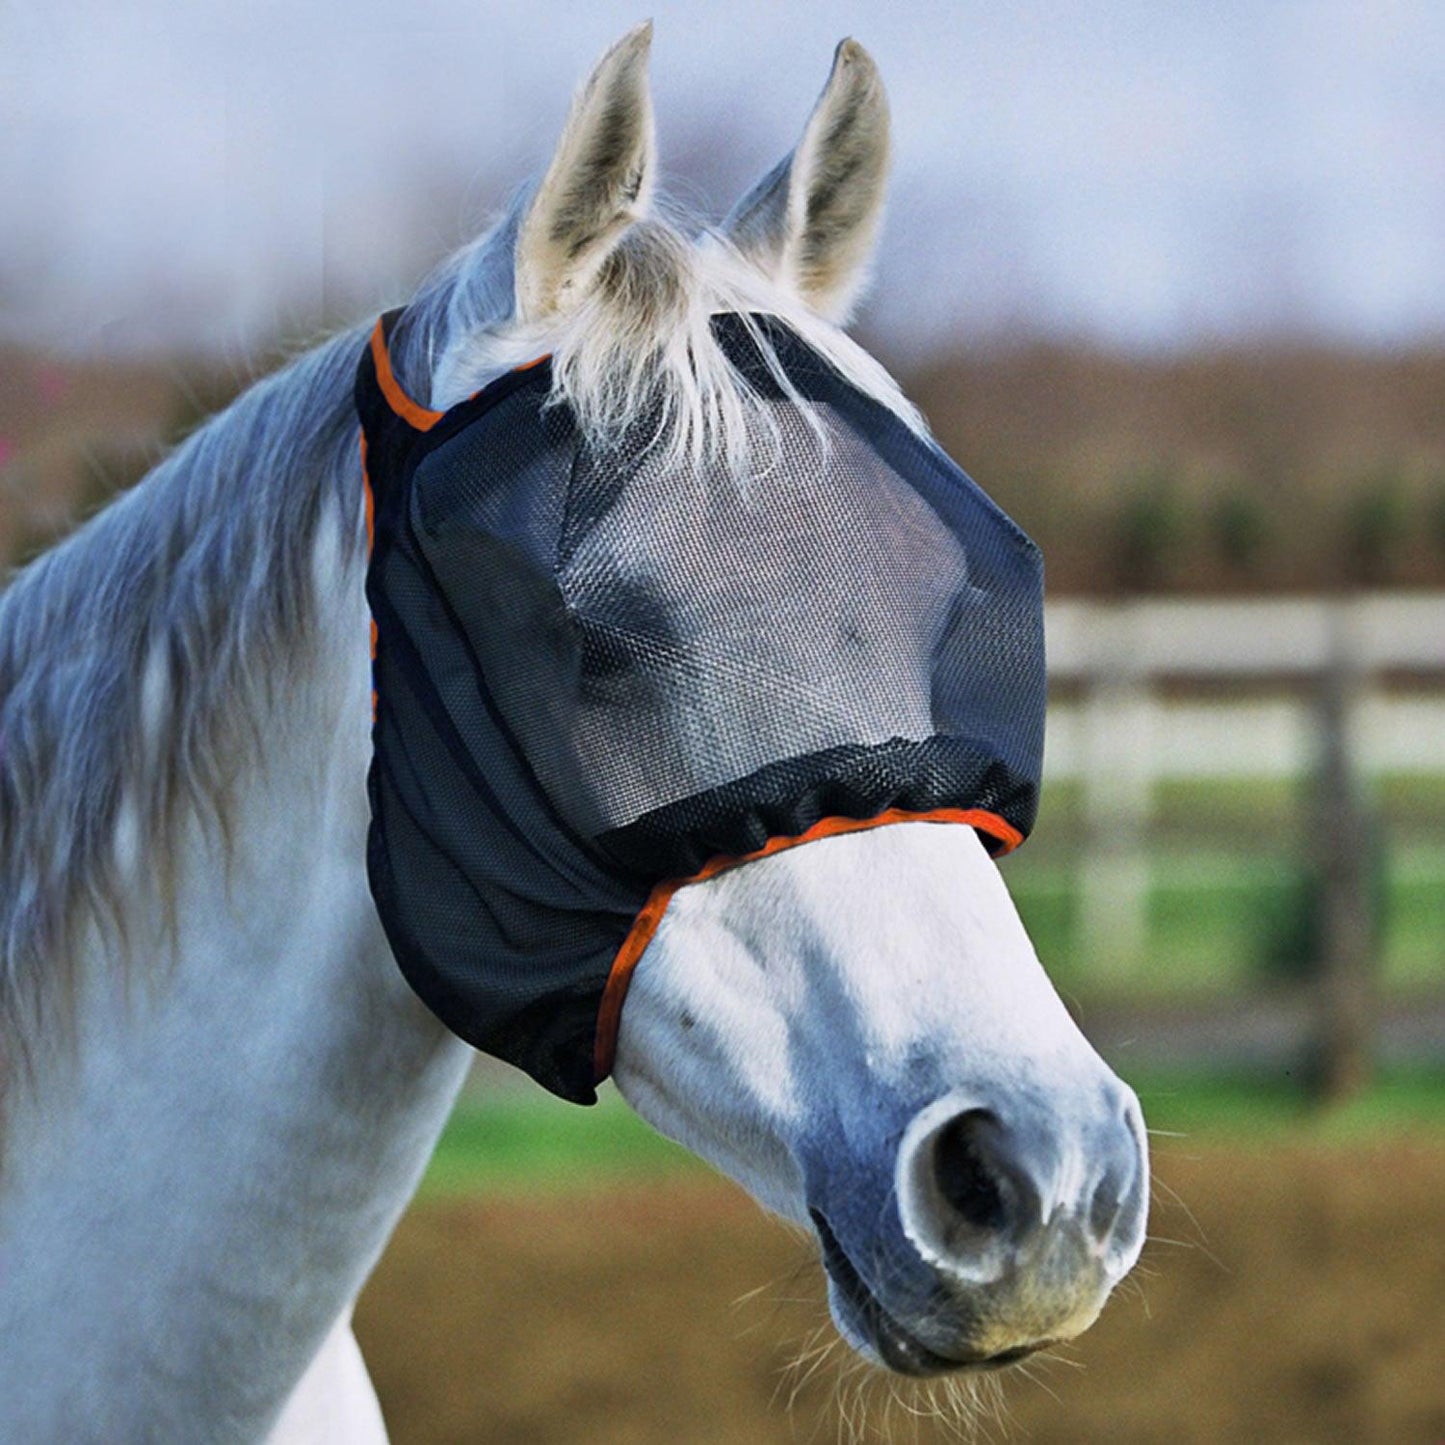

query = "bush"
[1211,489,1273,573]
[1342,472,1410,585]
[1113,470,1187,591]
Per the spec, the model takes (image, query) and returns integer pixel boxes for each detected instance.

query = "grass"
[1007,855,1445,996]
[1130,1065,1445,1143]
[420,1085,697,1197]
[419,1069,1445,1196]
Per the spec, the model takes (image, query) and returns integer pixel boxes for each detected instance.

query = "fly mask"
[357,311,1045,1103]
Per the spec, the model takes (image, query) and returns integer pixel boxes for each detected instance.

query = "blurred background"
[5,1,1443,1439]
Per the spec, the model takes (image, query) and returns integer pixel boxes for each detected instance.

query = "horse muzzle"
[811,1079,1149,1376]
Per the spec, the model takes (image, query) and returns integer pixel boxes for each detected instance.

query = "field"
[354,1081,1445,1444]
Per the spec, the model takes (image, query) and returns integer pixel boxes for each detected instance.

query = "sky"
[2,0,1442,361]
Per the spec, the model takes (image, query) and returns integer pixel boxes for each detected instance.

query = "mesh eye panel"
[359,312,1045,1102]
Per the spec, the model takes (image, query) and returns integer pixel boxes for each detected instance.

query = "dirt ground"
[355,1139,1445,1444]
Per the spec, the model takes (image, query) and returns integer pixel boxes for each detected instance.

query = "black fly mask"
[358,311,1045,1103]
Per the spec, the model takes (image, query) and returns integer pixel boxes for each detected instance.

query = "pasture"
[357,1078,1445,1443]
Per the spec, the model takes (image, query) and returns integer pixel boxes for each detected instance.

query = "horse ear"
[514,23,656,320]
[723,39,890,323]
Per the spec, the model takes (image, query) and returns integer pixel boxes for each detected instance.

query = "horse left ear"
[723,39,890,323]
[515,22,656,320]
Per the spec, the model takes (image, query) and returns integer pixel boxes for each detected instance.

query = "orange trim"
[359,430,379,718]
[592,806,1023,1083]
[513,353,551,372]
[360,432,375,555]
[369,317,445,431]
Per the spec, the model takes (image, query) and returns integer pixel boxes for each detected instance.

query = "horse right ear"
[723,39,890,324]
[514,23,656,321]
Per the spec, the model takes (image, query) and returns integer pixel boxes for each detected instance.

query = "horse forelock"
[395,190,925,475]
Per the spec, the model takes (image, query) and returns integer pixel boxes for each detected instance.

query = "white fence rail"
[1045,592,1445,781]
[1046,593,1445,679]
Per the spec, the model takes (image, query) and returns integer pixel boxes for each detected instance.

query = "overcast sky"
[3,0,1441,360]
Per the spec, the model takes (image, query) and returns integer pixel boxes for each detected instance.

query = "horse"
[0,26,1147,1442]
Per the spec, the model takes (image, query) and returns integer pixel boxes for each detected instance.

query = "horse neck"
[0,505,472,1442]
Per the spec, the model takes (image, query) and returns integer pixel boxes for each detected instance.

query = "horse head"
[375,25,1149,1376]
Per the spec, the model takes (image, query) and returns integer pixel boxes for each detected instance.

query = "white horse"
[0,27,1146,1442]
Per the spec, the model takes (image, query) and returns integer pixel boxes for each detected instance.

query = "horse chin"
[812,1209,1052,1378]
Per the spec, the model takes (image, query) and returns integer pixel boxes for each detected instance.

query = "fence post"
[1078,603,1154,979]
[1308,599,1376,1104]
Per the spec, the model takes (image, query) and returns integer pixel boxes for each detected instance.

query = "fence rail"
[1045,592,1445,679]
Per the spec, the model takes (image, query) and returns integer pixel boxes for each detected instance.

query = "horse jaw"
[611,821,1149,1372]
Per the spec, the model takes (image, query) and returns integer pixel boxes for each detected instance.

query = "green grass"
[1034,771,1445,835]
[420,1070,1445,1196]
[1130,1065,1445,1143]
[420,1085,697,1197]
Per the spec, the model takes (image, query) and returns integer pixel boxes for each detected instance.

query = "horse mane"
[0,327,370,1077]
[0,186,924,1093]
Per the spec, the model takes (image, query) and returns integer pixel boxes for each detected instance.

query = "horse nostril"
[1089,1166,1124,1239]
[933,1110,1008,1233]
[1088,1101,1147,1252]
[899,1090,1144,1292]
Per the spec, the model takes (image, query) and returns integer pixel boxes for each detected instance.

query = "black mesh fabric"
[358,311,1045,1103]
